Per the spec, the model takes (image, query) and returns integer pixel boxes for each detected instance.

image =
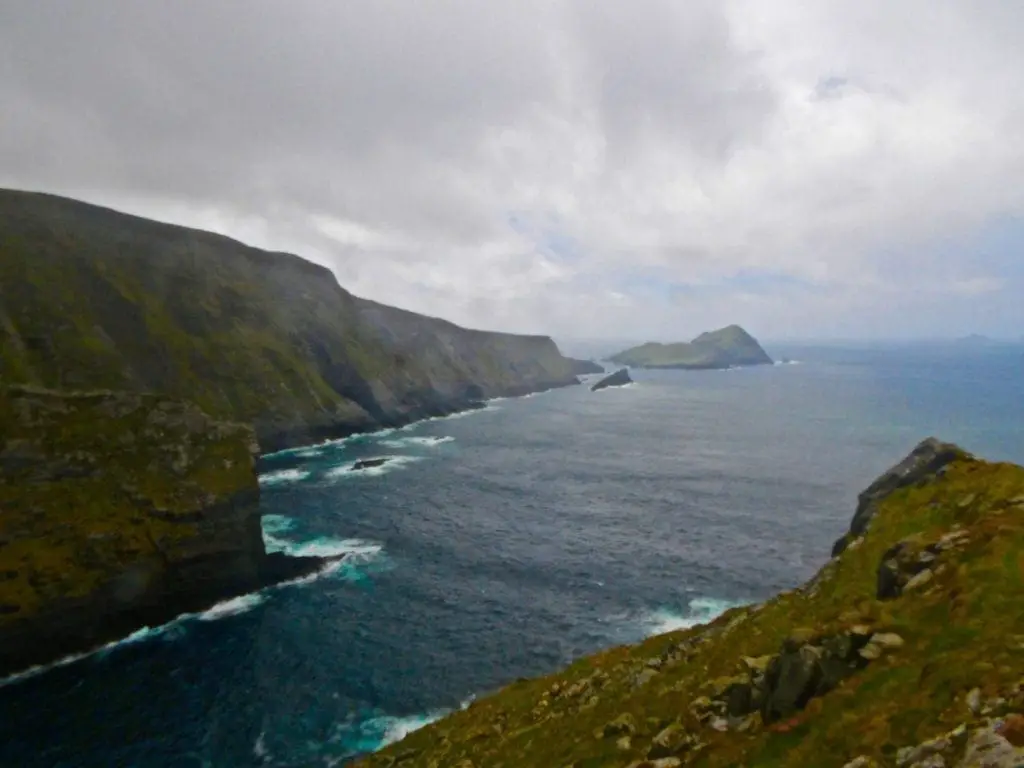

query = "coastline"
[258,377,580,458]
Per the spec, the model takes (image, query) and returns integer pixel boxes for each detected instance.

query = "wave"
[379,435,454,449]
[258,468,311,486]
[197,593,267,621]
[1,522,386,688]
[641,596,749,636]
[0,590,269,689]
[340,696,475,754]
[325,454,423,479]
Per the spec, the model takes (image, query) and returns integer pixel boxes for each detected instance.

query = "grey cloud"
[1,1,1023,339]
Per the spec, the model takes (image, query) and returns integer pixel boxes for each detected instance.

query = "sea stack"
[591,368,632,391]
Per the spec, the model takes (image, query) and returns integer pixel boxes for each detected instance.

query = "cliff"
[0,189,579,453]
[569,358,607,375]
[0,386,335,677]
[608,325,773,370]
[357,439,1024,767]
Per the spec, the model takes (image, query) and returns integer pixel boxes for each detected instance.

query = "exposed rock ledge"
[0,386,338,677]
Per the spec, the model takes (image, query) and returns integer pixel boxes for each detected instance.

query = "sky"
[2,1,1022,341]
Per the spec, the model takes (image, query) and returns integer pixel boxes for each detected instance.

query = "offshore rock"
[591,368,633,391]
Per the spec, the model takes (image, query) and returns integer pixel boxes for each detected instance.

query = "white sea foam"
[642,597,748,636]
[366,696,475,751]
[325,454,423,479]
[198,593,267,621]
[379,435,454,449]
[0,591,270,688]
[258,468,311,486]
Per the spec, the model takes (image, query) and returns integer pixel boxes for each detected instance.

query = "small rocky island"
[591,368,633,391]
[608,324,772,370]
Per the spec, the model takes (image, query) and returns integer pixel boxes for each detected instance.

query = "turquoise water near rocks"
[1,343,1021,766]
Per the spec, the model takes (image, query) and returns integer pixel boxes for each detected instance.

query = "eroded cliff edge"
[357,439,1024,767]
[0,386,331,677]
[0,189,579,453]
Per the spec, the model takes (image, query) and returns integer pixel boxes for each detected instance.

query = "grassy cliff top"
[356,441,1024,767]
[609,326,772,369]
[0,385,259,623]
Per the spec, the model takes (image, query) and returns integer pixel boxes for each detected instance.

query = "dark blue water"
[1,343,1022,766]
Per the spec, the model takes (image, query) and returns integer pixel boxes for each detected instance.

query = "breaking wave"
[640,597,748,636]
[259,468,311,486]
[379,435,455,449]
[325,455,423,479]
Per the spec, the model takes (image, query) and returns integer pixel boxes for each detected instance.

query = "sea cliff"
[0,386,338,677]
[0,189,579,454]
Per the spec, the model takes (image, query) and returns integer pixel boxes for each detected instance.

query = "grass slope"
[356,442,1024,767]
[0,189,575,451]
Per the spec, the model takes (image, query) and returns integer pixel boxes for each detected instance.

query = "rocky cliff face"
[358,440,1024,767]
[0,189,578,453]
[0,386,331,677]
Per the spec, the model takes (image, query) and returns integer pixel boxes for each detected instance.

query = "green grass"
[0,385,258,620]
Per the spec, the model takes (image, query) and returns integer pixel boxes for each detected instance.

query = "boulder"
[352,457,389,471]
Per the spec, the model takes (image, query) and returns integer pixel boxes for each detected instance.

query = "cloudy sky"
[2,1,1022,341]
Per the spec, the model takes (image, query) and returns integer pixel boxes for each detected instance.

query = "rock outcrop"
[0,386,337,677]
[608,325,773,370]
[831,437,970,556]
[0,189,579,454]
[591,368,633,391]
[357,440,1024,767]
[568,358,606,375]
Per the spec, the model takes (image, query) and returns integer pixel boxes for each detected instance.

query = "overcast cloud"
[2,1,1022,340]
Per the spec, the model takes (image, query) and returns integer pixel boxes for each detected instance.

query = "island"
[608,325,773,370]
[591,368,633,391]
[359,438,1024,767]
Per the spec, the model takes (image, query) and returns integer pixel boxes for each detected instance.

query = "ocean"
[1,342,1022,766]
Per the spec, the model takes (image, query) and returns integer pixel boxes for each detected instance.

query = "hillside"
[0,190,578,452]
[357,439,1024,767]
[609,326,772,370]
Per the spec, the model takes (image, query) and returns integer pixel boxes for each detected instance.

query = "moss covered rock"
[0,385,263,675]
